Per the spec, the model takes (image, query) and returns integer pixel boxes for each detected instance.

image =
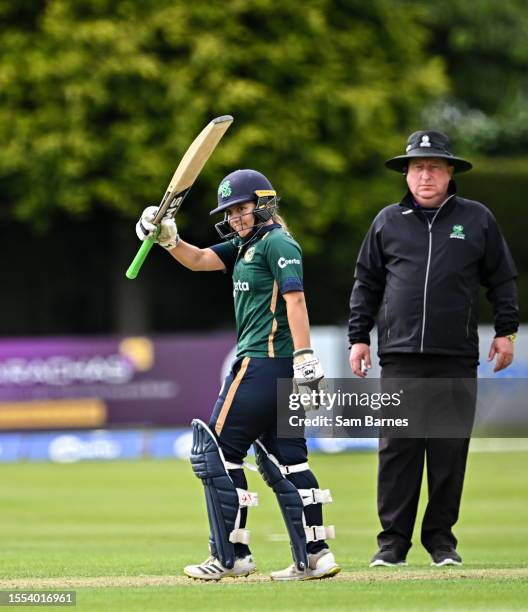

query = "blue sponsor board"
[147,430,376,460]
[6,430,143,463]
[0,433,22,462]
[0,428,376,463]
[147,429,194,460]
[308,437,377,453]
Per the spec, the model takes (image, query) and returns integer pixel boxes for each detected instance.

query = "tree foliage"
[0,0,447,246]
[417,0,528,155]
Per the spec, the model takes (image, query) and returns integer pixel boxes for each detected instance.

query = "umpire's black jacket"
[348,187,519,358]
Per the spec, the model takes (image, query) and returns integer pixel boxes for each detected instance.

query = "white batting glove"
[157,217,180,249]
[136,206,180,250]
[293,348,327,409]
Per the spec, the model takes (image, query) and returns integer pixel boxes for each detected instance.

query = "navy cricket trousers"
[209,356,307,465]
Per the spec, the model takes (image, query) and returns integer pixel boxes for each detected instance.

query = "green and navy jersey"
[210,224,303,358]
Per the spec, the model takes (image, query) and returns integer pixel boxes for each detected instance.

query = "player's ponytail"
[273,212,292,235]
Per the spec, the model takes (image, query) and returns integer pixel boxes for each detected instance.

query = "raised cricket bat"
[126,115,234,279]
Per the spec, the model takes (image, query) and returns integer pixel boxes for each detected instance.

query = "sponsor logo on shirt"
[233,280,250,292]
[278,257,301,269]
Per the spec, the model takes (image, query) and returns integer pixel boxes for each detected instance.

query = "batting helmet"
[211,169,279,240]
[210,169,275,214]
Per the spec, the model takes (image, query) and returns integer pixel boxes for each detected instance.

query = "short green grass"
[1,450,527,610]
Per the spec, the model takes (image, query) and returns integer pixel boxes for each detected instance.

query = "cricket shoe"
[270,549,341,581]
[430,546,462,567]
[183,555,256,581]
[369,547,408,567]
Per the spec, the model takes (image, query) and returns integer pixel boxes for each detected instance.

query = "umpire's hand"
[488,337,515,373]
[349,343,371,378]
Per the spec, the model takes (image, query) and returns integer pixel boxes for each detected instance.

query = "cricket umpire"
[348,130,519,567]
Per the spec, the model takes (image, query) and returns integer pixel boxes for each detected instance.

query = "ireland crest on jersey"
[450,224,465,240]
[244,246,256,262]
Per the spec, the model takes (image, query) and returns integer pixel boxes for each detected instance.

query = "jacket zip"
[466,300,472,338]
[420,225,433,352]
[420,195,455,353]
[384,298,390,339]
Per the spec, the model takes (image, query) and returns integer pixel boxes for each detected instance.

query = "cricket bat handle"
[126,238,156,279]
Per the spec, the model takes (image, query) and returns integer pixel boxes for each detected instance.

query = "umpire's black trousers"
[377,353,477,556]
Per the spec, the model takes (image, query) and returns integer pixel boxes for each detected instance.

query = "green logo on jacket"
[450,224,465,240]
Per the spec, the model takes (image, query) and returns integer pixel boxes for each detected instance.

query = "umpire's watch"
[506,333,517,343]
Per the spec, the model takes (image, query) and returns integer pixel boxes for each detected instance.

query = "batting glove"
[293,348,327,408]
[136,206,180,250]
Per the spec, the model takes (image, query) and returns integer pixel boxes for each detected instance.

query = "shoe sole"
[271,565,341,582]
[431,559,462,567]
[306,565,342,580]
[369,560,408,567]
[184,568,257,581]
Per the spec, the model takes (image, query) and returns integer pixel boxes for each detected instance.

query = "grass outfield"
[1,450,527,610]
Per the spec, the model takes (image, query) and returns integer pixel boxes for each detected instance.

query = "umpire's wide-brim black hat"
[385,130,472,173]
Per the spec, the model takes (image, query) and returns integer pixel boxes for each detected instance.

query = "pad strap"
[229,528,251,545]
[298,488,333,506]
[304,525,336,542]
[260,448,309,476]
[280,462,309,475]
[226,460,258,472]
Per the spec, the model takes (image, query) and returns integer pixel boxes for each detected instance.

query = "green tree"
[0,0,447,248]
[416,0,528,154]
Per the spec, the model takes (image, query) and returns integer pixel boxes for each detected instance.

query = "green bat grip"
[126,237,156,279]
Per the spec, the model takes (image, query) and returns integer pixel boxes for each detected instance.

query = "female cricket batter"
[136,169,339,581]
